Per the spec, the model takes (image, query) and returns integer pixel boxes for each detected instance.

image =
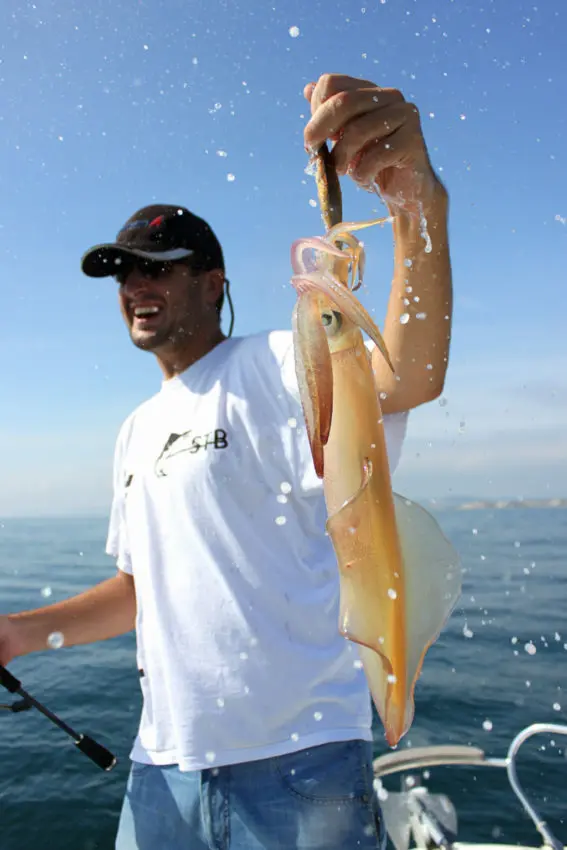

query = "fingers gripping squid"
[290,142,462,747]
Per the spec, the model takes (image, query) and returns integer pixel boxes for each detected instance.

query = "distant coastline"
[1,498,566,521]
[424,497,567,511]
[456,498,567,510]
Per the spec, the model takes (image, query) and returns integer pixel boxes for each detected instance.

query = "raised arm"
[304,73,453,415]
[373,184,451,413]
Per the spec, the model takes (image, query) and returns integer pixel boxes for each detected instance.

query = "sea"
[0,508,565,850]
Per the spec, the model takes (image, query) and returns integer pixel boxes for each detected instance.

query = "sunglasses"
[114,259,181,286]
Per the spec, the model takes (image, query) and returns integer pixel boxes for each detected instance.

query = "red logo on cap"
[149,215,165,228]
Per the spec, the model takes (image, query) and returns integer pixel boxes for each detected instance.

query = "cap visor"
[81,244,195,278]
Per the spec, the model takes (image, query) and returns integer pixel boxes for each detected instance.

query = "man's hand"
[0,616,26,666]
[303,74,443,215]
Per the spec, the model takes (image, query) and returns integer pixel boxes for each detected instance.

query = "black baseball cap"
[81,204,225,278]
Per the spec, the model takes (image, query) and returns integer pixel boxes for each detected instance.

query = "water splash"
[418,202,432,253]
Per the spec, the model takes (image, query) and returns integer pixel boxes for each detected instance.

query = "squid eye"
[321,310,343,335]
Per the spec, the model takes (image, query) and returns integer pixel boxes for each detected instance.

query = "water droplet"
[314,711,323,721]
[309,199,317,207]
[275,515,287,526]
[426,363,433,370]
[459,113,466,120]
[388,588,397,600]
[439,397,448,407]
[400,312,410,325]
[387,674,397,684]
[288,25,300,37]
[288,417,297,428]
[227,173,235,182]
[216,150,228,157]
[47,631,64,649]
[239,652,248,660]
[404,258,413,268]
[482,719,493,731]
[277,494,288,504]
[524,641,537,655]
[217,698,225,708]
[41,586,52,598]
[416,312,427,320]
[280,482,292,494]
[463,625,474,639]
[472,528,478,535]
[192,57,198,65]
[353,659,363,669]
[553,702,561,711]
[205,751,216,763]
[143,44,149,50]
[377,784,389,801]
[511,636,518,644]
[291,732,299,741]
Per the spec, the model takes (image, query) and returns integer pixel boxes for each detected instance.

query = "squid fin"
[327,471,461,746]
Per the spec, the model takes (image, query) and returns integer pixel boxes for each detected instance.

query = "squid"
[290,143,461,747]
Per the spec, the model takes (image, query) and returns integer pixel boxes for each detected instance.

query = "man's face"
[116,259,207,352]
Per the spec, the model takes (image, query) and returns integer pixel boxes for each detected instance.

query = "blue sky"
[0,0,565,516]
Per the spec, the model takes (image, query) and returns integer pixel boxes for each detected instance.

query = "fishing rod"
[0,663,116,771]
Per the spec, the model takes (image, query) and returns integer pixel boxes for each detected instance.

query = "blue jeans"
[115,738,386,849]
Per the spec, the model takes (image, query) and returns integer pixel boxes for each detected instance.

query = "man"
[0,74,452,849]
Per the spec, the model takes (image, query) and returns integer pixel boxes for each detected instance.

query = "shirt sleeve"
[276,331,410,494]
[105,420,134,575]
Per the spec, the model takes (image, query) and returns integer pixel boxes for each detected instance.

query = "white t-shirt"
[106,329,409,771]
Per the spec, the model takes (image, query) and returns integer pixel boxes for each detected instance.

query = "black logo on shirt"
[154,429,228,477]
